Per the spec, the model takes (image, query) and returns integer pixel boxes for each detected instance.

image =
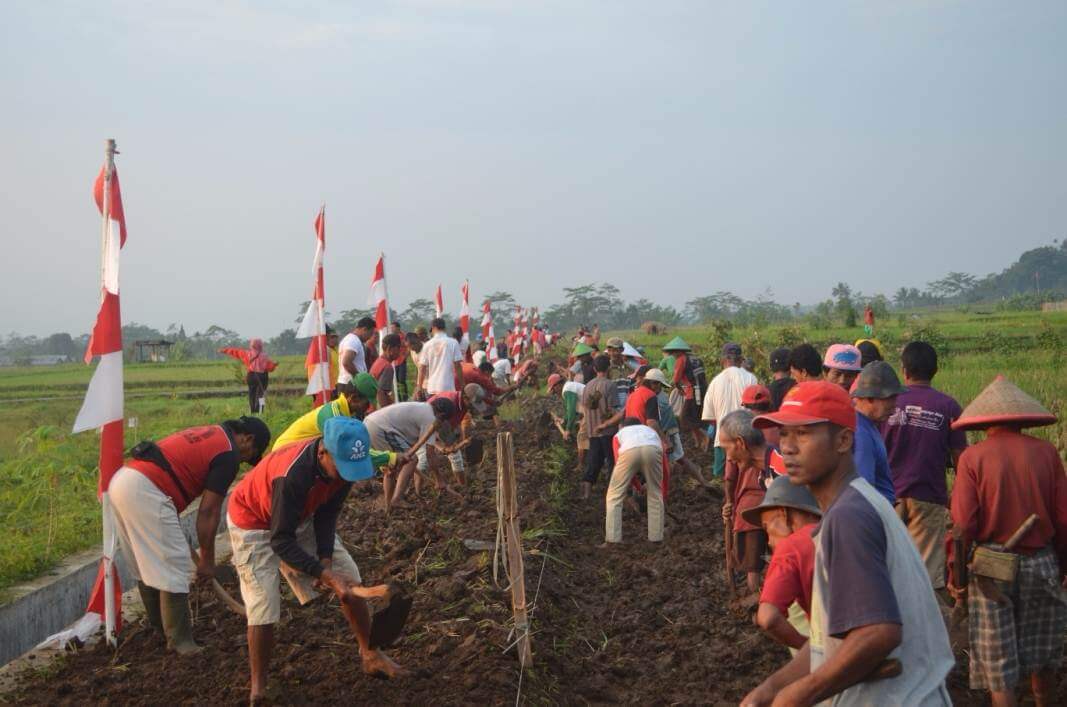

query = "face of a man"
[317,446,341,480]
[346,393,373,419]
[383,344,400,360]
[721,435,755,468]
[825,368,858,391]
[648,381,663,395]
[758,508,793,550]
[327,334,339,349]
[777,423,850,489]
[854,396,897,423]
[607,347,623,363]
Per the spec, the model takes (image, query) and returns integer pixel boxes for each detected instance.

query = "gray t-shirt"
[365,402,436,451]
[809,477,953,706]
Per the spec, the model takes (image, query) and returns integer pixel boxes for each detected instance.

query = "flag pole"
[316,204,330,404]
[100,138,117,647]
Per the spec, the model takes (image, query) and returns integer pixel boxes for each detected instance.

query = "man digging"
[226,417,405,702]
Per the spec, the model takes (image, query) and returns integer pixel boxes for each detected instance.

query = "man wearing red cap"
[742,382,952,707]
[946,376,1067,706]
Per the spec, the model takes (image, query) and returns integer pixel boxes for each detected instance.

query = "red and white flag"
[459,281,470,333]
[434,285,444,319]
[297,206,331,405]
[481,301,498,361]
[70,142,126,645]
[367,254,389,329]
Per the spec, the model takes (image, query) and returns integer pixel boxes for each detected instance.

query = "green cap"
[662,336,691,352]
[572,342,594,357]
[354,372,379,400]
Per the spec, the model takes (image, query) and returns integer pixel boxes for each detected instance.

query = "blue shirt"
[853,413,896,504]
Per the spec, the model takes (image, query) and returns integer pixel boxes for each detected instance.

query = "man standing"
[822,344,863,392]
[110,417,271,654]
[719,409,771,595]
[743,381,953,706]
[947,376,1067,706]
[417,317,464,398]
[581,354,619,500]
[850,361,903,504]
[701,343,758,478]
[338,317,377,386]
[882,341,967,591]
[767,347,795,412]
[605,419,666,544]
[742,476,822,652]
[369,334,403,409]
[227,418,404,701]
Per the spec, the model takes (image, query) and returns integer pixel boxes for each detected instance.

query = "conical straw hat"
[952,375,1057,431]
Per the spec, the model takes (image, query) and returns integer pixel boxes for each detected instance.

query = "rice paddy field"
[0,308,1063,597]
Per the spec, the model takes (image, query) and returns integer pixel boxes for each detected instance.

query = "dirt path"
[3,393,1061,705]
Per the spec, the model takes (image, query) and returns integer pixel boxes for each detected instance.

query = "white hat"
[643,368,672,388]
[621,341,642,358]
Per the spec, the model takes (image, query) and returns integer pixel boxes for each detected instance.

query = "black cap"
[238,415,272,464]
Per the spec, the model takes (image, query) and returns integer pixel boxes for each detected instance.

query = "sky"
[2,0,1065,338]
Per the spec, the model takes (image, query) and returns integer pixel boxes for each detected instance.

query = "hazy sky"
[3,1,1065,338]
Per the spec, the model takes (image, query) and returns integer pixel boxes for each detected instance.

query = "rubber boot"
[137,582,163,634]
[160,591,202,655]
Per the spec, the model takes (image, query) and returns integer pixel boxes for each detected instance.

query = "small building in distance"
[133,339,174,363]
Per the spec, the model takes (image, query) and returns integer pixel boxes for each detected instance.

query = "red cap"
[546,373,563,392]
[753,381,856,431]
[741,384,771,406]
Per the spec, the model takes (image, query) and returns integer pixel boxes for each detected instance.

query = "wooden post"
[497,432,532,667]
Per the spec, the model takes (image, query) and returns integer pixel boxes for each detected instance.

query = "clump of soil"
[4,394,1062,705]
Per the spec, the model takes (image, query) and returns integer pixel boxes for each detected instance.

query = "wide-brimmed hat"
[741,475,822,526]
[643,368,672,388]
[952,375,1057,431]
[662,336,691,352]
[572,342,594,357]
[606,337,625,349]
[621,341,642,358]
[851,361,907,399]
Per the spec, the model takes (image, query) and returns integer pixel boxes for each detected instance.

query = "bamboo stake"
[497,432,532,667]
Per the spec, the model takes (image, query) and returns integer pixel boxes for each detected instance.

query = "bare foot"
[362,650,404,679]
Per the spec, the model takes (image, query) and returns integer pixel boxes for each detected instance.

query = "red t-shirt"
[624,386,659,425]
[428,391,467,429]
[127,425,238,513]
[460,363,506,399]
[759,523,817,617]
[726,459,767,533]
[671,353,694,400]
[228,439,346,531]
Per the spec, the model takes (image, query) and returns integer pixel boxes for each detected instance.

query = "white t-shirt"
[365,402,438,449]
[337,332,368,384]
[701,365,758,446]
[614,424,662,454]
[492,358,512,385]
[419,332,464,394]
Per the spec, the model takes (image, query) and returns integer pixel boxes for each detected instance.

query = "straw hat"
[952,375,1057,431]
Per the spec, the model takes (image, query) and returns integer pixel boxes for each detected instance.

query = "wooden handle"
[866,658,902,682]
[1003,513,1039,552]
[347,583,392,601]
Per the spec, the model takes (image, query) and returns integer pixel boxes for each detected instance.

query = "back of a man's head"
[901,341,938,381]
[593,354,611,373]
[356,317,376,331]
[431,317,446,332]
[789,344,823,378]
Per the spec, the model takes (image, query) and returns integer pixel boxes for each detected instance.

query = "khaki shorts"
[228,516,362,626]
[109,466,194,593]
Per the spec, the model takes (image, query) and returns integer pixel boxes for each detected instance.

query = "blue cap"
[322,417,374,482]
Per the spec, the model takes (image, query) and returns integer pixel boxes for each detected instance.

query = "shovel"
[462,437,485,466]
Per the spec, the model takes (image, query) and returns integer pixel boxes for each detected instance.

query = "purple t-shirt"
[882,383,967,505]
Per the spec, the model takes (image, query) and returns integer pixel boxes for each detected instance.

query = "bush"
[1036,320,1063,351]
[706,319,733,355]
[901,323,951,358]
[775,324,806,349]
[978,330,1028,355]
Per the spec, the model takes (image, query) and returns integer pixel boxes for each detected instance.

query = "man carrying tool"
[427,384,491,487]
[110,416,272,654]
[946,376,1067,707]
[742,475,822,653]
[719,409,771,595]
[742,381,952,706]
[605,418,668,545]
[227,417,405,701]
[272,373,379,451]
[581,354,620,500]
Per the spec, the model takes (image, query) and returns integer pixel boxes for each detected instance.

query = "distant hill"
[969,240,1067,301]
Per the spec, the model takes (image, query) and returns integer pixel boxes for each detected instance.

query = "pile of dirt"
[5,392,1063,705]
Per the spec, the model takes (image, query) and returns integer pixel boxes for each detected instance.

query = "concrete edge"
[0,495,231,668]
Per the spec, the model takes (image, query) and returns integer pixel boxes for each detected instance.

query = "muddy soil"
[3,393,1062,705]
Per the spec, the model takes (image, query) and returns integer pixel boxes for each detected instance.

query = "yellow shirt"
[273,396,352,451]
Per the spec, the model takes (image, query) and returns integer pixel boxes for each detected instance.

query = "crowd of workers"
[106,314,1065,706]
